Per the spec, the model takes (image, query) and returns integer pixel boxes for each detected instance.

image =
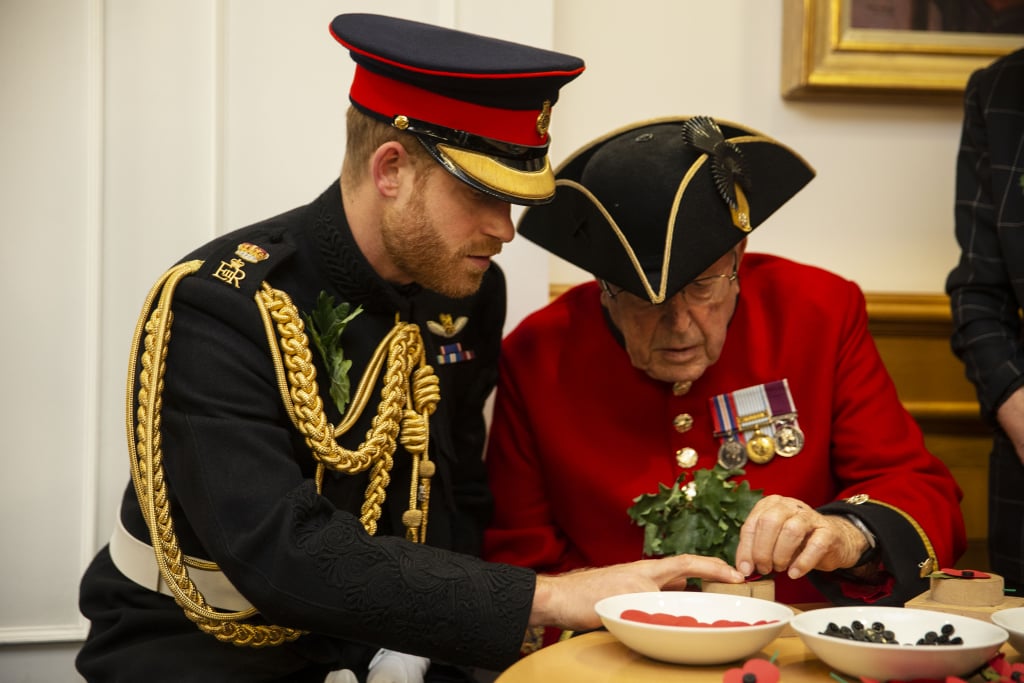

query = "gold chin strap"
[128,260,439,647]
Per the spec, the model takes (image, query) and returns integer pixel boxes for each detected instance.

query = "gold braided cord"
[127,260,304,647]
[125,261,440,648]
[256,284,439,539]
[400,366,440,542]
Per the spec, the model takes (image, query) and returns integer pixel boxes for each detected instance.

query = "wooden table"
[495,630,1021,682]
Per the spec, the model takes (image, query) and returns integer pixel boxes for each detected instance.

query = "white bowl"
[790,606,1008,681]
[594,591,794,665]
[991,606,1024,654]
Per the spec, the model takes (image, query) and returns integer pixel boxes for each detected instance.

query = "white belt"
[109,517,254,612]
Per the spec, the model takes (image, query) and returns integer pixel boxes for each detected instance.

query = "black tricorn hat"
[331,13,585,205]
[518,116,815,301]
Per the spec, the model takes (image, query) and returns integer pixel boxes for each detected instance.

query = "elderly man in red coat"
[483,116,966,646]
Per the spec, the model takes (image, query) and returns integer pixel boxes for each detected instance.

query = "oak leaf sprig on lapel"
[301,292,363,415]
[627,465,763,567]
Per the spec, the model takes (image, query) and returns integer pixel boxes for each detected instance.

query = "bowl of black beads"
[790,606,1008,681]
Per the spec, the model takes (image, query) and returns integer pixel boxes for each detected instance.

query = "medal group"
[711,379,804,468]
[673,379,805,470]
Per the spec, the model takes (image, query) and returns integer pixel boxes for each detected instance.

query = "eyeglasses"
[601,252,739,312]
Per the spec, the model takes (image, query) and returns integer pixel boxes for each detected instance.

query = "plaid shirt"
[946,47,1024,422]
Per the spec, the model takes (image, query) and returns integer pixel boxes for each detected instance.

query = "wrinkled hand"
[530,554,743,631]
[734,495,868,580]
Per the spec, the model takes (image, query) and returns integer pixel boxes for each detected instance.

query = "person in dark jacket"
[75,13,743,683]
[947,46,1024,594]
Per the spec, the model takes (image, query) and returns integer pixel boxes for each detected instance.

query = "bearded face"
[379,167,511,299]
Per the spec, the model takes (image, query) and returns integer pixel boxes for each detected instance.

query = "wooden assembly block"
[905,571,1024,622]
[702,578,792,634]
[702,577,776,602]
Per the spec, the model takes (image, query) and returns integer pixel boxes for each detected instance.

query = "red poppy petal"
[723,667,746,683]
[742,658,780,683]
[938,567,991,579]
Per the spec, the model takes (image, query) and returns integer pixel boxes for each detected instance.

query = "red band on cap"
[349,66,547,147]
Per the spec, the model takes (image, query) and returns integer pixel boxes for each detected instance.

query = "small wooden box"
[905,572,1024,623]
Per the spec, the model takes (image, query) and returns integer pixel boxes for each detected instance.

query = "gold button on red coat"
[675,447,698,468]
[673,413,694,433]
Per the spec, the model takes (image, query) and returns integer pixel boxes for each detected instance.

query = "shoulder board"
[194,238,296,297]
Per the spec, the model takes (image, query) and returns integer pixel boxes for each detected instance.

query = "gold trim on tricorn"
[553,151,704,305]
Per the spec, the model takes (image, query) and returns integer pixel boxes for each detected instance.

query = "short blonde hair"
[341,106,433,185]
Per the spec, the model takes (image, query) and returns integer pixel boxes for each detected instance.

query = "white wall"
[545,0,972,292]
[0,0,1001,680]
[0,0,100,654]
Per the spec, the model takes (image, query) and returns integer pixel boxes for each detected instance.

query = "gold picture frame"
[781,0,1023,101]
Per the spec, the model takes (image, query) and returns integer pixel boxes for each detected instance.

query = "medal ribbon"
[765,379,796,422]
[733,384,772,443]
[711,380,798,441]
[710,392,741,442]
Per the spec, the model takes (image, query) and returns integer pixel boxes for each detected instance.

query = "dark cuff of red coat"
[808,500,930,606]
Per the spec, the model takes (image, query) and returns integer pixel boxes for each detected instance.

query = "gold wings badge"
[427,313,468,338]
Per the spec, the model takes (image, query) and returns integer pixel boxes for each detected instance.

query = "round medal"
[773,420,805,457]
[717,438,747,469]
[746,428,776,464]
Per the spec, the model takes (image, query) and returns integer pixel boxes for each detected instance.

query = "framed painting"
[781,0,1024,101]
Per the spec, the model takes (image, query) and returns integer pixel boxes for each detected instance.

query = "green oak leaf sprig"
[627,464,764,567]
[301,291,363,416]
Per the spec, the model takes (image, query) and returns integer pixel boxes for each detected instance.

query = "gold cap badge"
[536,101,552,138]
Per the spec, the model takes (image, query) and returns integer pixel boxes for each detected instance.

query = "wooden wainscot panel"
[868,292,989,570]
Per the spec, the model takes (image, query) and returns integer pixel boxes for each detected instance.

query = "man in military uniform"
[483,117,967,639]
[75,17,744,683]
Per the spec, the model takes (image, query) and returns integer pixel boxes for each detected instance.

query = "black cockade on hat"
[681,116,750,212]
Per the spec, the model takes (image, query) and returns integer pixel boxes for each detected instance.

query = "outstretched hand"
[529,554,743,631]
[734,494,869,580]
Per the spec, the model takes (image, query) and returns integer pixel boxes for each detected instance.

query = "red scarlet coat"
[484,253,966,606]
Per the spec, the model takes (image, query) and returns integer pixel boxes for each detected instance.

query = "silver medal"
[717,437,747,469]
[773,419,805,457]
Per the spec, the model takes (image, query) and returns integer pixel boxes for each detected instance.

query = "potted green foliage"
[627,464,770,596]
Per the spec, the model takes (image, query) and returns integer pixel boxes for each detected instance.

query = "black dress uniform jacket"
[77,181,536,682]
